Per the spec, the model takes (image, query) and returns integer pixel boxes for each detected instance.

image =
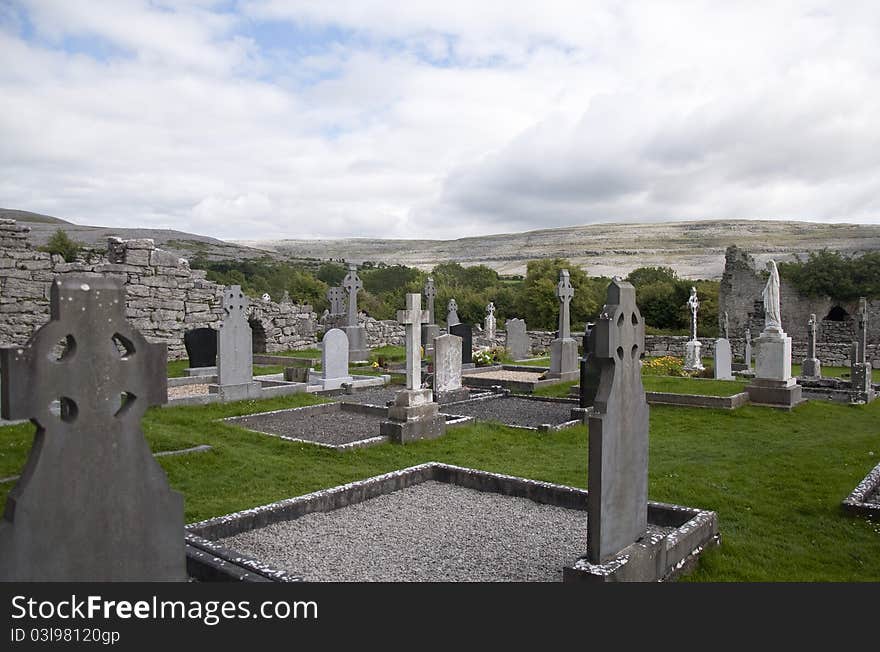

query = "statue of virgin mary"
[762,260,782,331]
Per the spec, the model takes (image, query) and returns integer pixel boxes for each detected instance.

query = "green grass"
[791,363,880,383]
[642,376,748,396]
[516,357,551,367]
[370,345,406,363]
[3,386,879,581]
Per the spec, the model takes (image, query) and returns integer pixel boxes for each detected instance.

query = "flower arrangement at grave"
[642,355,687,377]
[473,346,506,366]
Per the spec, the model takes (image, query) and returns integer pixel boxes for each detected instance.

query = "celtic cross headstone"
[0,277,185,580]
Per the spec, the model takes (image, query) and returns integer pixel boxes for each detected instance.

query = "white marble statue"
[762,260,782,332]
[687,286,699,340]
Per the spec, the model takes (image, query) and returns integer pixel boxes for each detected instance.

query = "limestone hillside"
[1,208,286,263]
[237,219,880,279]
[7,209,880,280]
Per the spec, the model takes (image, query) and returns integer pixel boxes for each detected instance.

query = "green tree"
[518,258,601,331]
[39,228,82,263]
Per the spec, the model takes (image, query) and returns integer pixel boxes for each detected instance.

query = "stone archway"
[824,305,849,321]
[249,318,267,353]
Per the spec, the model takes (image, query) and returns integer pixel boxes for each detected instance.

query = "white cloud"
[1,1,879,241]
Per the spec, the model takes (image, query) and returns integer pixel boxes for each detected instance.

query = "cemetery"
[0,229,879,582]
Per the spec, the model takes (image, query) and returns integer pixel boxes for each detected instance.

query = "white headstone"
[433,334,463,394]
[713,338,734,380]
[321,329,352,386]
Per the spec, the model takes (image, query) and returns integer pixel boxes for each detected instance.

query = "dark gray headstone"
[449,323,473,365]
[0,277,185,581]
[586,278,648,564]
[184,327,217,368]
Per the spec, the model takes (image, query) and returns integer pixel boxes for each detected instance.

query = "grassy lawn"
[1,394,877,581]
[642,376,748,396]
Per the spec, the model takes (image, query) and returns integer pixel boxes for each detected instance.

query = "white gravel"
[216,481,672,582]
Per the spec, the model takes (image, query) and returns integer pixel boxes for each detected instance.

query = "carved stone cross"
[556,269,575,339]
[486,301,495,317]
[397,293,430,391]
[217,285,253,387]
[585,277,648,564]
[807,314,817,359]
[327,286,346,315]
[342,263,363,328]
[0,277,184,580]
[447,298,460,327]
[856,297,867,364]
[423,277,436,324]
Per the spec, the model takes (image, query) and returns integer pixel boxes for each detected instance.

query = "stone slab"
[549,337,578,377]
[713,338,734,380]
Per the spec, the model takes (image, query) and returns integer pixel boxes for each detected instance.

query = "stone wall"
[719,245,879,345]
[0,219,318,359]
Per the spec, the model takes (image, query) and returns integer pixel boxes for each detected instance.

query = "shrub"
[39,229,82,263]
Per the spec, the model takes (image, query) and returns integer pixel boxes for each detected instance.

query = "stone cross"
[556,269,574,339]
[0,277,184,580]
[484,302,496,340]
[586,277,648,564]
[744,328,752,369]
[341,263,363,328]
[217,285,253,387]
[687,286,699,340]
[722,311,729,340]
[807,314,817,359]
[447,298,460,327]
[486,302,495,317]
[856,297,867,364]
[397,293,430,391]
[424,277,436,324]
[327,286,346,315]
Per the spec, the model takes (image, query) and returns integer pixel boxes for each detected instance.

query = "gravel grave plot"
[218,481,678,581]
[462,369,544,382]
[334,386,404,407]
[168,384,209,399]
[443,396,576,429]
[228,408,386,447]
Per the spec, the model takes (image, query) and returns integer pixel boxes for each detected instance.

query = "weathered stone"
[211,285,261,400]
[0,276,184,581]
[505,318,529,360]
[446,299,460,327]
[484,302,496,341]
[433,334,468,403]
[327,286,346,315]
[308,328,352,390]
[424,277,436,325]
[548,270,579,380]
[713,338,734,380]
[586,278,648,564]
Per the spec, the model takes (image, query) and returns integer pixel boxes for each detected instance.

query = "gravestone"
[421,277,439,357]
[184,327,217,369]
[308,328,353,390]
[505,318,529,360]
[433,334,469,403]
[801,314,821,379]
[211,285,261,401]
[380,293,446,443]
[684,286,704,371]
[0,277,185,580]
[484,302,496,341]
[746,260,802,408]
[744,328,752,371]
[341,264,369,362]
[446,299,460,327]
[327,286,346,315]
[713,338,734,380]
[449,323,473,366]
[579,323,600,408]
[584,278,648,563]
[850,298,874,404]
[548,269,579,380]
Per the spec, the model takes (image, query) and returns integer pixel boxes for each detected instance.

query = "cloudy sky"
[1,1,879,241]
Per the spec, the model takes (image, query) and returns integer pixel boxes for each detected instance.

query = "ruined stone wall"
[718,244,879,346]
[0,219,318,359]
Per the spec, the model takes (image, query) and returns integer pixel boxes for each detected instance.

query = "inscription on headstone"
[0,277,185,580]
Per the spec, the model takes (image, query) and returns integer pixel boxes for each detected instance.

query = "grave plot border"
[221,401,471,450]
[461,364,569,393]
[567,384,751,410]
[841,461,880,517]
[186,462,719,583]
[440,392,583,432]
